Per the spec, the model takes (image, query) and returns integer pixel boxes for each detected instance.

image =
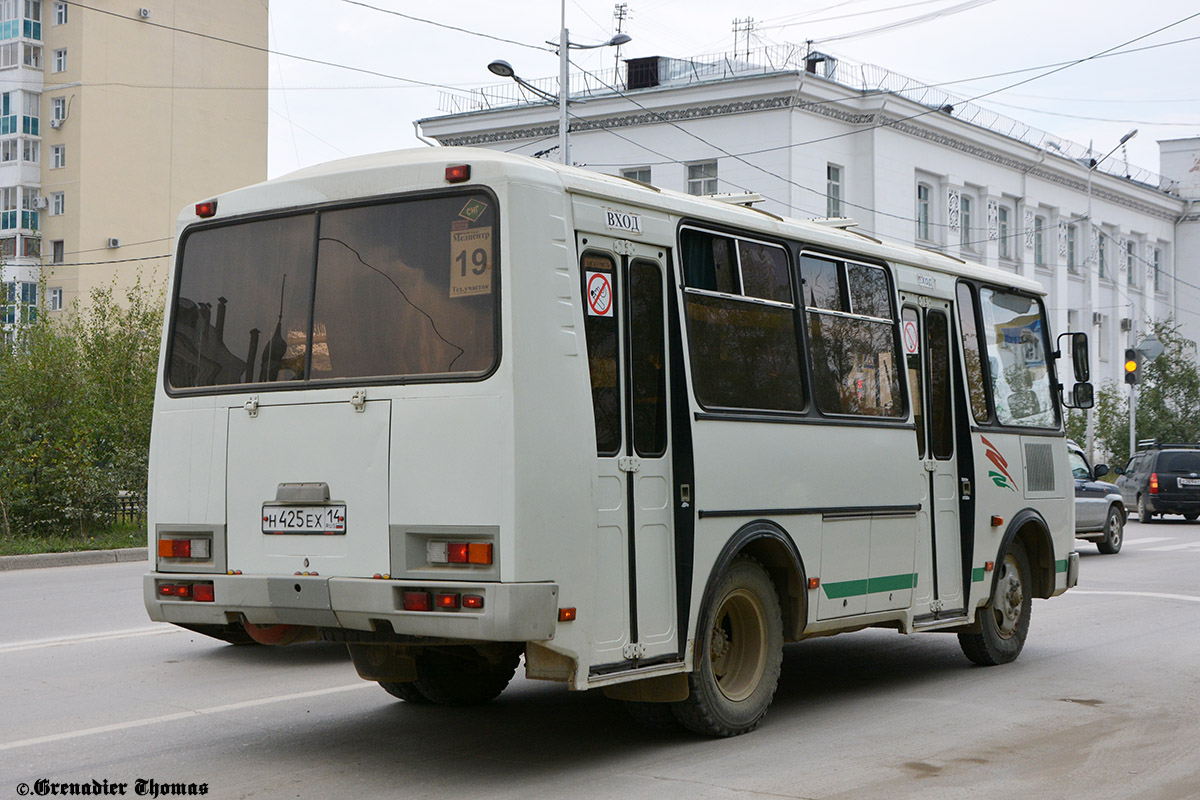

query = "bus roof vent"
[707,193,765,207]
[810,217,859,229]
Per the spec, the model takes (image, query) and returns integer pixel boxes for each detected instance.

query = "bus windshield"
[166,192,498,391]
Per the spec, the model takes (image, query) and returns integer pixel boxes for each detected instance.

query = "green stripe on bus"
[822,573,917,599]
[1055,559,1068,573]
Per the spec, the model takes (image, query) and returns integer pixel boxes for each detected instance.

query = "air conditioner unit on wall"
[48,118,62,129]
[1121,318,1133,332]
[106,237,120,249]
[138,8,151,19]
[1092,312,1103,326]
[33,197,47,209]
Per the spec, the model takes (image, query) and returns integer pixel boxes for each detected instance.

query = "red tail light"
[195,199,217,218]
[435,593,460,609]
[462,595,484,609]
[402,591,432,612]
[193,583,215,602]
[1150,472,1159,494]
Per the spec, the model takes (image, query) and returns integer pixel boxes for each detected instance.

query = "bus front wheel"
[958,540,1032,666]
[673,556,783,737]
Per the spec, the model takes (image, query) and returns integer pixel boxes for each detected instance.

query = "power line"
[335,0,551,54]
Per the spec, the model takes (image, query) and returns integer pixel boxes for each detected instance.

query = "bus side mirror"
[1064,382,1094,409]
[1057,331,1090,382]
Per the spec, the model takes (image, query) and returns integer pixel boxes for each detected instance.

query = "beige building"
[1,0,267,317]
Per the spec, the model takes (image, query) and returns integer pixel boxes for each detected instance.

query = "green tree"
[1084,318,1200,469]
[0,280,162,539]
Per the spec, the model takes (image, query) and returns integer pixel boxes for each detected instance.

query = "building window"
[826,164,843,217]
[686,161,717,196]
[49,190,63,216]
[1033,216,1046,267]
[22,42,38,68]
[0,140,15,163]
[1153,247,1163,292]
[1067,225,1077,273]
[49,286,61,310]
[50,95,64,121]
[52,0,63,24]
[50,143,63,168]
[1097,234,1107,279]
[51,47,64,72]
[51,238,62,263]
[21,137,36,163]
[1096,315,1108,362]
[1067,309,1079,334]
[21,233,37,256]
[916,183,931,241]
[621,166,651,184]
[1126,240,1137,287]
[960,195,973,250]
[0,186,15,230]
[0,236,12,257]
[21,91,37,135]
[998,206,1011,260]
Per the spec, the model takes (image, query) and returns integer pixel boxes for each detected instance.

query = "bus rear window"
[167,192,498,391]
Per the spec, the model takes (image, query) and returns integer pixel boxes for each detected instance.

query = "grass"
[0,524,146,556]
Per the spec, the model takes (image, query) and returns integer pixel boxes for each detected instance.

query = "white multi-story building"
[419,45,1200,391]
[0,0,268,318]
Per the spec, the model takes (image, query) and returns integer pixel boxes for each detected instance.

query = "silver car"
[1068,440,1125,554]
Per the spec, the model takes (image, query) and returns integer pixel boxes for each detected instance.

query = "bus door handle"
[961,477,972,500]
[680,484,691,508]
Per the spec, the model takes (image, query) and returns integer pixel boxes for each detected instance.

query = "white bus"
[145,148,1090,736]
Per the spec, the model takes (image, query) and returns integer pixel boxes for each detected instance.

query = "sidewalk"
[0,547,148,571]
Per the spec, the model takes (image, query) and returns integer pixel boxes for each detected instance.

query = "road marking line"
[0,683,373,752]
[1145,543,1200,552]
[0,626,180,654]
[1071,590,1200,604]
[1122,537,1174,545]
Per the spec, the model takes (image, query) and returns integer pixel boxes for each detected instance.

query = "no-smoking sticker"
[586,271,614,317]
[903,319,920,355]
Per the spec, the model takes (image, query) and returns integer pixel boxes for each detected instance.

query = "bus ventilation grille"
[1024,442,1056,492]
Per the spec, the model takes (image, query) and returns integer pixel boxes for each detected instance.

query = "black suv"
[1115,441,1200,523]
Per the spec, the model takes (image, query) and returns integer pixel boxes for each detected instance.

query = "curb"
[0,547,148,571]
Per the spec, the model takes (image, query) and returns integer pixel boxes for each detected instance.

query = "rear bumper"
[1146,497,1200,515]
[144,573,559,642]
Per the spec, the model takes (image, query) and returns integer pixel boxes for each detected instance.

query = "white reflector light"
[426,541,448,564]
[190,538,211,559]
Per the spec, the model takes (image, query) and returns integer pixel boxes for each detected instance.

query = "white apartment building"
[419,46,1200,392]
[0,0,268,318]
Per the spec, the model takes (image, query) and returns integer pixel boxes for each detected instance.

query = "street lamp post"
[488,1,629,166]
[1082,128,1138,463]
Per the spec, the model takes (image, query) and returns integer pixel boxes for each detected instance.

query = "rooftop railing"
[437,43,1174,192]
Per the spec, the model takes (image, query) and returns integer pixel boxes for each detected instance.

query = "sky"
[265,0,1200,180]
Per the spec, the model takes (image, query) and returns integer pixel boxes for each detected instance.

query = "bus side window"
[802,255,902,418]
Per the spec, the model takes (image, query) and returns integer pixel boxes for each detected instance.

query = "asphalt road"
[2,520,1198,800]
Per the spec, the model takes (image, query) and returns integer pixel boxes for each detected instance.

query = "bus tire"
[958,540,1032,666]
[1096,505,1124,554]
[379,680,432,704]
[672,556,783,737]
[622,701,684,731]
[409,645,522,706]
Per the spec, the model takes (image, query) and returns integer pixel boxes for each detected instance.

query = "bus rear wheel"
[958,540,1032,666]
[672,556,783,737]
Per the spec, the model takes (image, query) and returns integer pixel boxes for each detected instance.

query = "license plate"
[1178,478,1200,487]
[262,505,347,535]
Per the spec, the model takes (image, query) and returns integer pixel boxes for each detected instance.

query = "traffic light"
[1124,348,1140,385]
